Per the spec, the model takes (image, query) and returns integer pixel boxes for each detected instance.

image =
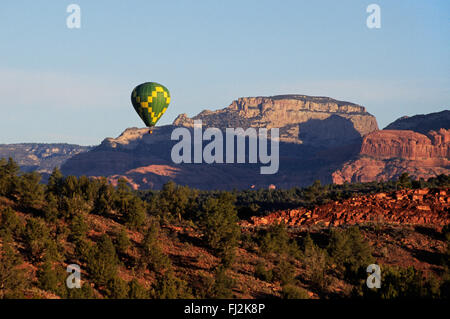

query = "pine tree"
[327,226,374,280]
[37,257,59,293]
[200,193,240,265]
[114,227,131,255]
[303,235,328,289]
[43,193,59,222]
[13,172,45,209]
[46,167,64,197]
[211,266,234,299]
[106,276,128,299]
[128,278,148,299]
[87,234,119,286]
[140,221,171,272]
[0,206,22,237]
[0,158,19,198]
[121,197,147,229]
[152,270,191,299]
[93,181,115,216]
[69,214,88,243]
[23,217,50,260]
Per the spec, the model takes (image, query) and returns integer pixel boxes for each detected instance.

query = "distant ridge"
[384,110,450,134]
[0,143,92,173]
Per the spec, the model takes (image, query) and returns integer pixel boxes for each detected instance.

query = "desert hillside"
[1,158,449,299]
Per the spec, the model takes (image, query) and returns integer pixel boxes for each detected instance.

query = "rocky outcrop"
[243,188,450,229]
[332,129,450,183]
[360,129,450,160]
[384,110,450,134]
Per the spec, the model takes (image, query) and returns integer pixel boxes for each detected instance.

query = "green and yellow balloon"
[131,82,170,134]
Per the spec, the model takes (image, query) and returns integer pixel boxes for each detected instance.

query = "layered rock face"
[332,129,450,183]
[61,94,447,190]
[360,129,450,160]
[174,95,378,146]
[62,95,377,189]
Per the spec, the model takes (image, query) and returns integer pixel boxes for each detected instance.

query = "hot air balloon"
[131,82,171,134]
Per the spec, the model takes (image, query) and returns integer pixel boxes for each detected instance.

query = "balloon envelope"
[131,82,170,127]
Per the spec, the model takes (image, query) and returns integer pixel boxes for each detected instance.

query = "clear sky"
[0,0,449,145]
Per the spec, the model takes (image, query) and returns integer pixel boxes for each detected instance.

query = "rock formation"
[244,188,450,229]
[174,95,378,146]
[332,129,450,184]
[60,96,448,190]
[62,95,378,189]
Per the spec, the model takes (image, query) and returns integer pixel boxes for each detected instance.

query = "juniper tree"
[114,227,131,255]
[140,221,171,272]
[87,234,119,286]
[199,192,240,268]
[128,278,148,299]
[327,226,374,280]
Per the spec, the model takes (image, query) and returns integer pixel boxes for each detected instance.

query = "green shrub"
[258,223,299,257]
[12,172,45,209]
[120,196,147,229]
[327,226,374,281]
[42,193,59,222]
[37,257,61,295]
[303,234,328,289]
[149,180,198,221]
[69,214,88,243]
[0,158,19,198]
[281,284,309,299]
[200,193,240,252]
[152,270,192,299]
[0,207,22,236]
[0,238,29,298]
[254,261,273,282]
[273,259,296,286]
[106,276,129,299]
[23,217,50,260]
[67,283,95,299]
[360,265,441,299]
[210,266,235,299]
[128,278,148,299]
[87,234,119,286]
[114,227,131,255]
[140,221,171,272]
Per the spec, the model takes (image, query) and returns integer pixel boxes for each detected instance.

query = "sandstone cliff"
[332,129,450,183]
[60,95,448,190]
[63,95,376,189]
[174,95,378,146]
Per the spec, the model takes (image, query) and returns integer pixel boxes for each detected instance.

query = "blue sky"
[0,0,449,145]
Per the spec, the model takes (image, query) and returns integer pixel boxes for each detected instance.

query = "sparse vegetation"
[0,158,449,299]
